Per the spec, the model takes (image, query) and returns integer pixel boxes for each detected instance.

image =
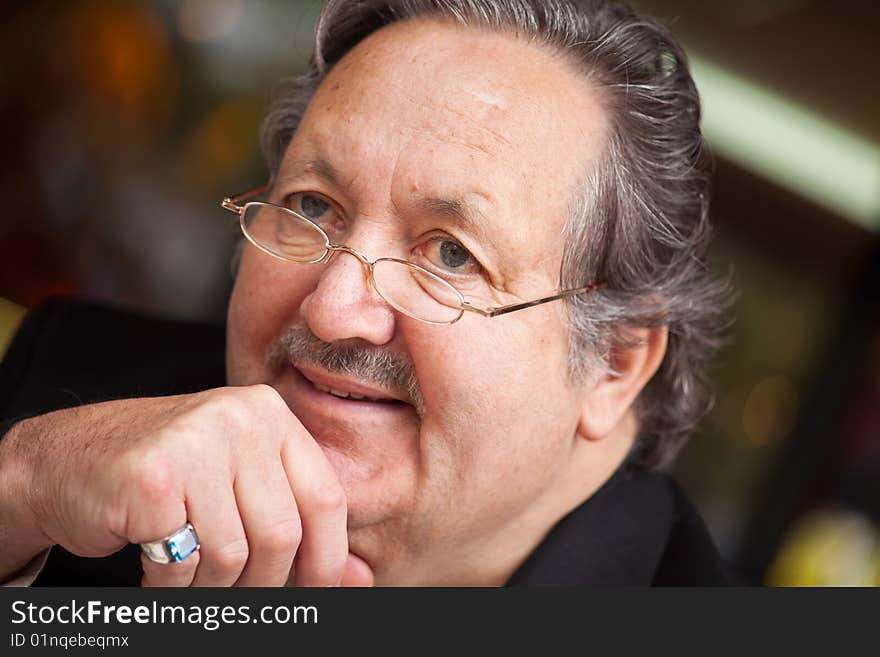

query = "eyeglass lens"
[243,202,327,262]
[241,203,464,323]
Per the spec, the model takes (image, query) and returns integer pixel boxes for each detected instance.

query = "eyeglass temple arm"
[221,184,272,213]
[461,282,607,318]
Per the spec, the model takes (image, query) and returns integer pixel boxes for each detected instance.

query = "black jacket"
[0,299,730,586]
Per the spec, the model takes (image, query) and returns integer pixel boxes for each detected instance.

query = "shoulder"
[596,466,731,585]
[4,297,224,364]
[0,297,226,423]
[507,464,731,586]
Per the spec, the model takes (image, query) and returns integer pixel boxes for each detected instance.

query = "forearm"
[0,420,54,581]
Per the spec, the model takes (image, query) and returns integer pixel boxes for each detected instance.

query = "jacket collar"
[506,464,675,586]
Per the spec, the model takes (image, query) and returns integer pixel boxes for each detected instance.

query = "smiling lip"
[293,363,407,404]
[278,364,417,457]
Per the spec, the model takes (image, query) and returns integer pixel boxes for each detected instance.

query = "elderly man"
[0,0,730,586]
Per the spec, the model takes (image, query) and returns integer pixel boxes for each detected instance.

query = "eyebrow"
[277,157,341,186]
[415,195,495,248]
[278,156,497,249]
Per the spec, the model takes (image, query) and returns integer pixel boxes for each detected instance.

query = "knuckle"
[210,389,251,429]
[260,517,302,557]
[249,383,280,402]
[210,538,250,574]
[195,388,258,438]
[127,453,176,505]
[311,480,347,516]
[204,385,285,434]
[248,384,288,417]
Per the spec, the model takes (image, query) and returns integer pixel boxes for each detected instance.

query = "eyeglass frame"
[222,184,607,325]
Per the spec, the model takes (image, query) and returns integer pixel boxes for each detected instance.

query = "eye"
[286,192,343,232]
[415,237,482,276]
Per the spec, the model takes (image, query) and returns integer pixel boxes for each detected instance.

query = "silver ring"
[139,522,200,564]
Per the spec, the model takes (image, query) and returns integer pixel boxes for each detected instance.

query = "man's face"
[226,18,609,583]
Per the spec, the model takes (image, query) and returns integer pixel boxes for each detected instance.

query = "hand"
[0,385,373,587]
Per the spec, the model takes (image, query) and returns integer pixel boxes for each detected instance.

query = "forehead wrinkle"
[400,69,524,160]
[437,96,513,151]
[337,40,516,159]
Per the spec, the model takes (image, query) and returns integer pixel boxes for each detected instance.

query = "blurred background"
[0,0,877,585]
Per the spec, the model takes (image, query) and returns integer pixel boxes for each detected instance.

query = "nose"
[298,246,397,346]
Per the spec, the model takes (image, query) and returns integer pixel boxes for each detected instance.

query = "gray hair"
[259,0,733,470]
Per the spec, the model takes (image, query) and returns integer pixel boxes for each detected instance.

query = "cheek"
[413,315,577,489]
[226,247,314,384]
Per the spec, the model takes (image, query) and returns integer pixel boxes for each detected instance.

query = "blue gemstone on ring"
[167,524,199,562]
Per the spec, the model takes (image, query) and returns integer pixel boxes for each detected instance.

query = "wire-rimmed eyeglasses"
[222,185,606,325]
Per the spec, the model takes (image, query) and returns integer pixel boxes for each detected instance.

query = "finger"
[279,436,349,587]
[124,460,195,587]
[141,550,199,587]
[188,483,249,587]
[233,465,302,587]
[340,553,374,587]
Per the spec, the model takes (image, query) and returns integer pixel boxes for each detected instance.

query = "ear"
[577,324,668,441]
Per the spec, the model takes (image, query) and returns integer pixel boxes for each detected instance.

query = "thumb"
[340,552,374,587]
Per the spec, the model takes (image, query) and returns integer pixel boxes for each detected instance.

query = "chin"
[317,439,416,531]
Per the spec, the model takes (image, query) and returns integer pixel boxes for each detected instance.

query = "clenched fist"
[0,384,373,586]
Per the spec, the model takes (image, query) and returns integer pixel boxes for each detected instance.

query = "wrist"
[0,420,55,559]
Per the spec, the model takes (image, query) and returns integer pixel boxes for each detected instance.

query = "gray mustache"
[267,326,425,416]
